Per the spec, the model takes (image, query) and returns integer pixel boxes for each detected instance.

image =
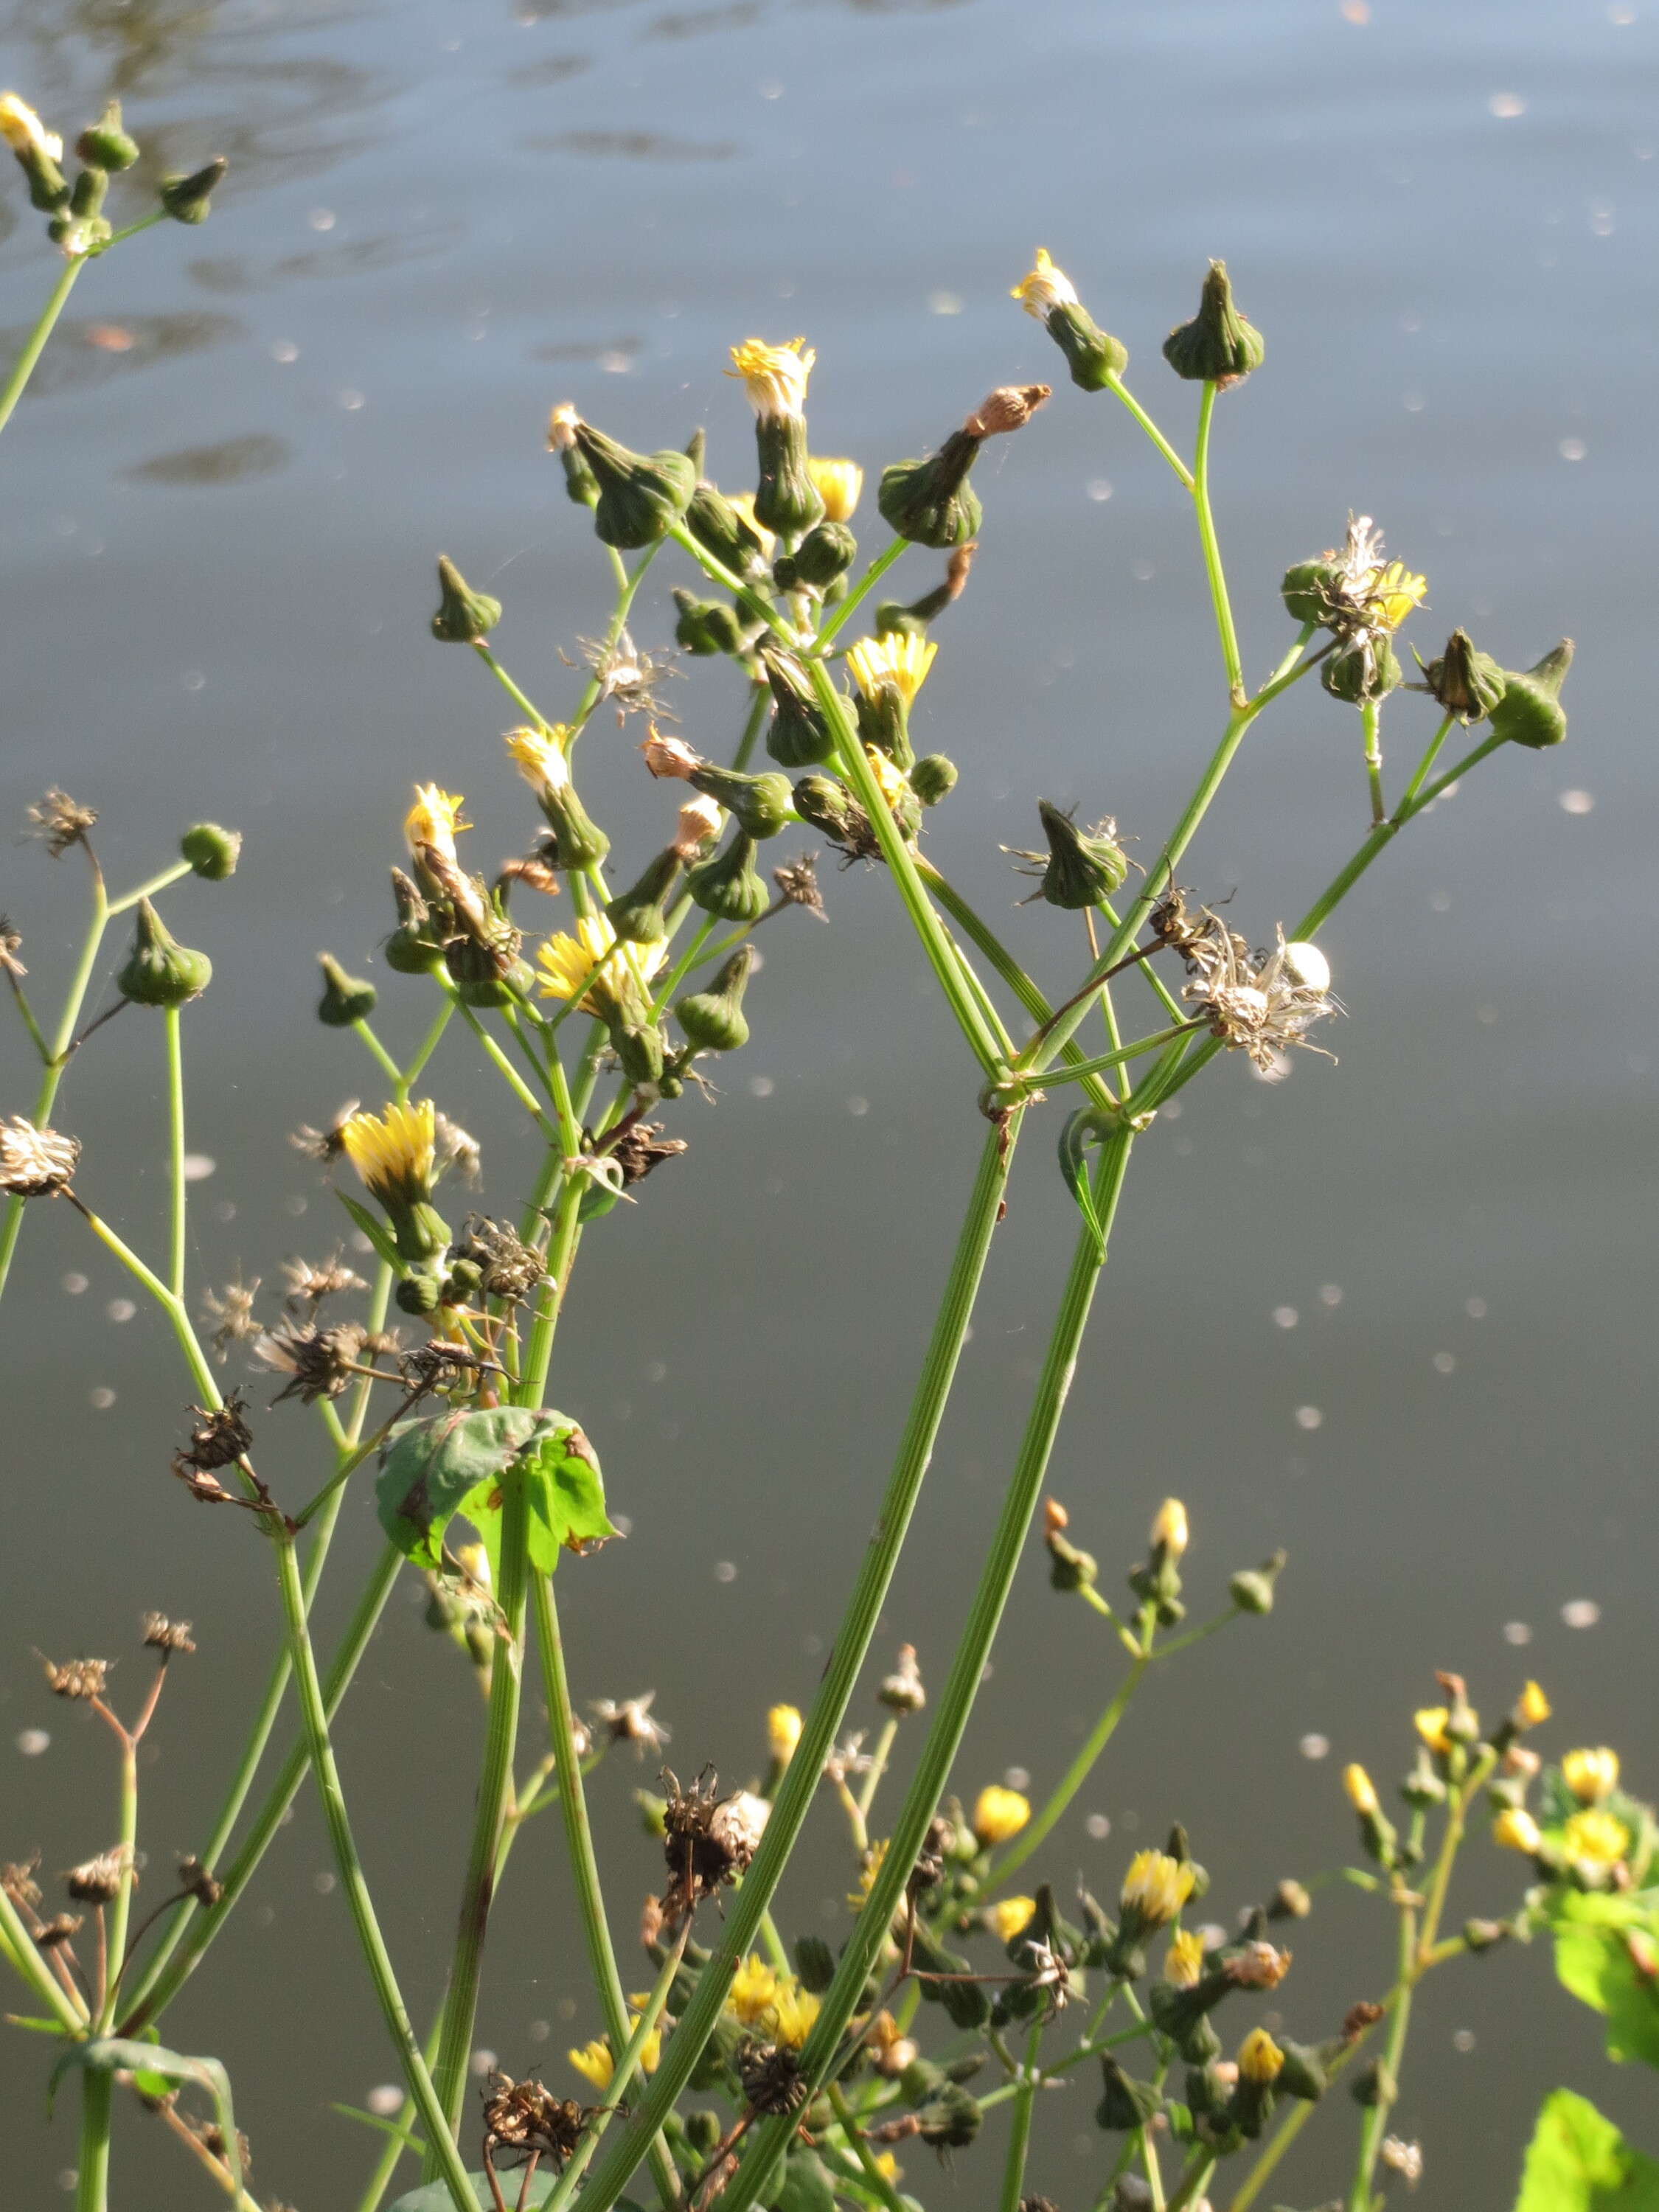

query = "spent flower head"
[1011,246,1080,319]
[0,1116,79,1197]
[728,337,815,421]
[0,92,61,162]
[24,788,94,858]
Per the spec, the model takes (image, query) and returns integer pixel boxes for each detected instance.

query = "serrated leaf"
[521,1422,617,1573]
[375,1407,609,1575]
[337,1189,405,1275]
[1551,1893,1659,2068]
[48,2037,241,2191]
[1514,2088,1659,2210]
[1058,1107,1117,1259]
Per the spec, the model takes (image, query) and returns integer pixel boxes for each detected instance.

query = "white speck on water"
[1085,1813,1111,1839]
[313,1871,336,1895]
[1503,1621,1533,1646]
[307,208,335,232]
[1610,2,1637,21]
[846,1096,869,1116]
[366,2085,402,2115]
[1489,91,1528,118]
[1004,1766,1031,1790]
[557,1996,578,2022]
[1402,389,1425,414]
[600,351,633,375]
[528,2020,550,2043]
[644,1360,668,1384]
[182,669,205,692]
[62,1272,87,1295]
[338,389,366,411]
[16,1728,49,1756]
[1559,788,1594,814]
[1300,1733,1330,1760]
[1273,1305,1298,1329]
[271,340,299,364]
[1466,1297,1488,1318]
[1590,204,1615,237]
[1087,479,1113,502]
[285,1194,308,1216]
[758,78,784,99]
[470,2050,497,2077]
[181,1152,215,1181]
[748,1075,774,1098]
[349,1231,373,1253]
[928,291,963,316]
[1433,1352,1455,1374]
[107,1299,136,1323]
[214,1200,237,1222]
[57,2171,77,2193]
[1559,436,1587,461]
[1131,558,1156,582]
[1453,2028,1477,2052]
[1294,1405,1323,1431]
[1562,1599,1601,1628]
[714,1560,737,1584]
[1320,1284,1343,1307]
[89,1387,116,1410]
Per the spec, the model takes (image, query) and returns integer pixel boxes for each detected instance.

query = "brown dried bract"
[964,384,1051,439]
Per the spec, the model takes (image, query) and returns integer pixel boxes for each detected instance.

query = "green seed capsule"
[686,830,769,923]
[180,822,241,880]
[77,100,139,173]
[611,1016,667,1088]
[1162,259,1265,386]
[117,900,211,1008]
[572,421,695,551]
[785,518,857,588]
[684,480,769,577]
[1036,800,1130,908]
[1321,634,1402,705]
[1280,557,1346,630]
[686,763,793,841]
[430,554,501,644]
[762,646,835,770]
[754,413,824,537]
[878,431,984,550]
[606,846,683,944]
[396,1270,444,1317]
[159,156,226,225]
[910,754,958,806]
[1489,639,1573,749]
[672,588,746,658]
[316,953,376,1027]
[675,944,754,1052]
[383,868,444,975]
[1422,628,1507,723]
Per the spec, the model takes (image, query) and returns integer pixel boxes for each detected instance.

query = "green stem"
[813,537,908,649]
[1348,1891,1416,2212]
[577,1121,1023,2211]
[106,859,191,917]
[402,999,454,1095]
[75,2068,113,2212]
[0,1872,84,2028]
[353,1018,405,1089]
[1192,384,1244,705]
[998,2020,1045,2212]
[0,254,86,440]
[99,1739,139,2030]
[716,1130,1135,2212]
[532,1573,679,2208]
[164,1006,187,1298]
[425,1475,533,2161]
[541,1932,689,2212]
[987,1653,1150,1890]
[729,677,771,770]
[826,2083,909,2212]
[1361,700,1385,826]
[1396,712,1455,813]
[667,521,796,644]
[1017,1020,1200,1088]
[1104,374,1194,490]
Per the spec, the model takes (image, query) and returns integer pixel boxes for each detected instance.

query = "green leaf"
[337,1188,405,1275]
[1057,1107,1118,1259]
[387,2177,557,2212]
[375,1407,611,1576]
[1514,2089,1659,2211]
[1551,1893,1659,2067]
[48,2037,242,2192]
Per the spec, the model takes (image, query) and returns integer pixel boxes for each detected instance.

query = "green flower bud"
[1096,2057,1164,2132]
[445,940,534,1009]
[782,519,856,590]
[1281,557,1346,629]
[686,762,793,841]
[1162,260,1265,386]
[1228,1549,1285,1615]
[542,784,610,872]
[1422,629,1506,723]
[1349,2059,1395,2110]
[610,1015,667,1089]
[684,480,769,577]
[444,1257,484,1305]
[793,1934,836,1994]
[672,588,745,658]
[909,754,958,807]
[396,1270,444,1316]
[571,420,695,551]
[77,101,139,173]
[684,2110,723,2157]
[878,431,984,550]
[180,822,241,880]
[1274,2039,1332,2102]
[686,829,769,923]
[159,156,226,225]
[69,165,107,220]
[1012,251,1130,390]
[914,2084,982,2150]
[873,601,926,641]
[316,953,376,1027]
[606,846,683,945]
[383,868,444,975]
[675,945,754,1052]
[118,900,211,1008]
[754,411,824,537]
[1489,639,1573,749]
[429,554,501,644]
[793,773,878,859]
[1321,634,1402,705]
[1034,800,1129,909]
[761,644,835,770]
[1401,1750,1449,1809]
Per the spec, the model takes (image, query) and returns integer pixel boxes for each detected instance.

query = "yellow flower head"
[726,1953,780,2025]
[1413,1708,1453,1758]
[1164,1929,1207,1989]
[863,745,913,815]
[405,785,469,868]
[623,1998,664,2073]
[847,633,937,709]
[727,338,815,422]
[0,94,61,162]
[1562,1807,1630,1869]
[807,456,863,523]
[1343,1764,1380,1818]
[1360,560,1427,633]
[972,1786,1031,1848]
[1492,1806,1543,1855]
[453,1541,492,1592]
[767,1704,803,1764]
[765,1981,821,2049]
[1518,1680,1551,1728]
[1120,1848,1196,1930]
[536,914,666,1015]
[873,2154,901,2186]
[340,1100,437,1208]
[1010,247,1079,321]
[1237,2027,1286,2085]
[990,1896,1037,1944]
[1151,1496,1189,1561]
[849,1837,889,1912]
[1562,1747,1619,1804]
[568,2039,613,2090]
[727,492,776,562]
[505,725,572,799]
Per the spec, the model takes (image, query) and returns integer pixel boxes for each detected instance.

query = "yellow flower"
[1562,1747,1619,1804]
[0,93,61,162]
[765,1981,821,2049]
[1360,560,1427,633]
[340,1100,437,1208]
[767,1704,802,1764]
[863,745,913,814]
[1164,1929,1206,1988]
[873,2154,901,2186]
[849,1837,888,1911]
[1562,1808,1630,1868]
[990,1896,1037,1944]
[727,492,776,561]
[726,1953,780,2026]
[622,1998,663,2074]
[536,914,665,1014]
[1120,1849,1196,1930]
[505,725,572,799]
[568,2039,613,2090]
[807,456,863,522]
[1343,1764,1380,1818]
[1492,1806,1543,1854]
[405,785,470,874]
[1518,1680,1551,1728]
[1413,1708,1453,1757]
[972,1786,1031,1848]
[1150,1497,1189,1560]
[1237,2027,1285,2085]
[847,633,937,709]
[1010,247,1079,320]
[727,336,815,421]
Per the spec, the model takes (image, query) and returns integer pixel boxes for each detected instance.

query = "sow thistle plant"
[1,126,1647,2212]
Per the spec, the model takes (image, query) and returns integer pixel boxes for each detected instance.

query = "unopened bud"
[180,822,241,880]
[1422,629,1506,723]
[1229,1550,1285,1615]
[686,830,769,923]
[317,953,376,1028]
[1162,260,1264,387]
[159,156,226,224]
[118,900,211,1008]
[910,754,958,807]
[675,944,754,1053]
[1034,801,1129,909]
[430,554,501,644]
[1489,639,1573,750]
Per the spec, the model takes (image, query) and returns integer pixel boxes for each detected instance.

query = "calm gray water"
[2,0,1655,2203]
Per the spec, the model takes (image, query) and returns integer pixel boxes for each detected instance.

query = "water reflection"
[647,2,765,35]
[5,310,242,397]
[186,223,465,293]
[125,429,291,484]
[526,127,740,158]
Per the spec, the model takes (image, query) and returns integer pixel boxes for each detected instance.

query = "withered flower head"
[499,850,563,898]
[173,1391,253,1487]
[177,1855,222,1906]
[581,629,680,724]
[484,2073,589,2166]
[771,853,827,920]
[449,1215,546,1304]
[254,1320,367,1406]
[605,1121,689,1189]
[640,727,703,781]
[141,1614,196,1656]
[1267,1878,1312,1921]
[281,1251,368,1310]
[397,1338,505,1401]
[42,1656,110,1702]
[659,1770,767,1924]
[877,1643,925,1714]
[591,1691,669,1753]
[26,788,96,858]
[66,1848,128,1903]
[1225,1938,1293,1989]
[963,384,1051,439]
[1,1860,42,1912]
[0,914,24,979]
[201,1276,262,1360]
[434,1112,482,1187]
[37,1912,83,1948]
[288,1103,359,1164]
[672,793,724,859]
[0,1116,79,1197]
[738,2039,810,2116]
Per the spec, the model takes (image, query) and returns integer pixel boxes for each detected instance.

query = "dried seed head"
[280,1252,368,1310]
[1225,1938,1292,1989]
[771,853,827,920]
[963,383,1051,439]
[482,2073,588,2160]
[640,728,702,780]
[254,1321,367,1406]
[65,1848,128,1903]
[42,1657,110,1702]
[659,1770,765,1924]
[606,1121,688,1189]
[877,1643,926,1714]
[2,1859,42,1912]
[26,787,96,858]
[448,1216,546,1304]
[200,1276,262,1360]
[37,1912,83,1948]
[0,1116,80,1197]
[177,1855,223,1906]
[591,1693,669,1753]
[738,2039,810,2115]
[288,1102,359,1164]
[173,1392,254,1492]
[141,1614,196,1656]
[0,914,24,978]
